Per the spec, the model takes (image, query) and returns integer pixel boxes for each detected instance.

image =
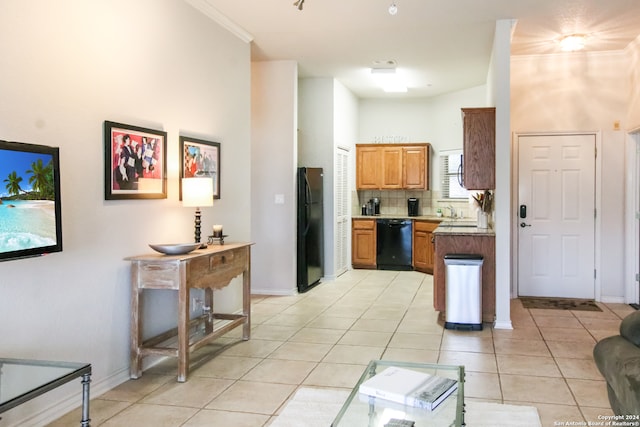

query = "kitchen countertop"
[352,214,446,221]
[433,220,495,236]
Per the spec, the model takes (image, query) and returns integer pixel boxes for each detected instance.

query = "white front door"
[517,133,596,298]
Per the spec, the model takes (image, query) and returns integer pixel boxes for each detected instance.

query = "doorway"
[627,129,640,308]
[517,133,596,299]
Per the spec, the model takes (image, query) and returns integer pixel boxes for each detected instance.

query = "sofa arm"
[594,335,640,415]
[620,310,640,347]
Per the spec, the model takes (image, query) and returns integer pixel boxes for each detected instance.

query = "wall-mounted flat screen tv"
[0,140,62,261]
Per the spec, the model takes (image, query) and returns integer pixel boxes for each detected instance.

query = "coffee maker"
[372,198,380,215]
[407,198,419,216]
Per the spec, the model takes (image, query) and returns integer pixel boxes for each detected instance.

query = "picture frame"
[104,121,167,200]
[179,136,221,200]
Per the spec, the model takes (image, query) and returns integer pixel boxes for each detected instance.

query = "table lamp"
[182,177,214,248]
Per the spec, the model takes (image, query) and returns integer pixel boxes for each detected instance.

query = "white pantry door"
[335,147,350,276]
[518,134,596,298]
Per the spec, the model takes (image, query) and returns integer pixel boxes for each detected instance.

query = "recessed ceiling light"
[559,34,587,52]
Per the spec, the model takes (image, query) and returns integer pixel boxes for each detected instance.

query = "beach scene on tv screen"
[0,149,58,253]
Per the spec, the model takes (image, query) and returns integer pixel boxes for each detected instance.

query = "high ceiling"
[190,0,640,98]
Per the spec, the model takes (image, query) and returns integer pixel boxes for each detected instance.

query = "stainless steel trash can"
[444,254,483,331]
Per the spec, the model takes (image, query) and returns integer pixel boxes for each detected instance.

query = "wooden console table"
[126,242,252,382]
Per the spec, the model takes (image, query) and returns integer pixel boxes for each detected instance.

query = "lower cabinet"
[352,218,376,268]
[433,233,495,322]
[413,220,438,273]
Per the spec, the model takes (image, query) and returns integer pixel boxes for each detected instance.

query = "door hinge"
[594,269,597,279]
[636,212,640,220]
[636,273,639,282]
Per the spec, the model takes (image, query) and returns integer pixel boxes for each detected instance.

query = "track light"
[293,0,305,10]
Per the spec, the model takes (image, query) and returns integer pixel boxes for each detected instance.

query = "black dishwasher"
[376,219,413,270]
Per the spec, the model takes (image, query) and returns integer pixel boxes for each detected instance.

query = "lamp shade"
[182,177,213,207]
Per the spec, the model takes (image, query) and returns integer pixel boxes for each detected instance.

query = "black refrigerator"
[297,167,324,293]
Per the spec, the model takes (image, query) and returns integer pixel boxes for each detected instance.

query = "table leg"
[177,263,189,382]
[81,372,91,427]
[242,249,251,340]
[129,263,142,379]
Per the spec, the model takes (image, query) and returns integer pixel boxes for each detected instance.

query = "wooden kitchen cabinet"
[356,145,381,189]
[352,218,376,268]
[412,220,438,273]
[462,107,495,190]
[403,145,429,189]
[356,143,430,190]
[381,146,403,188]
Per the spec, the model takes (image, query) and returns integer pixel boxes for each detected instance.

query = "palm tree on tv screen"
[3,171,23,197]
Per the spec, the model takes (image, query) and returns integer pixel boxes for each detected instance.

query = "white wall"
[491,19,515,329]
[0,1,251,425]
[251,61,298,295]
[358,86,486,192]
[298,78,359,281]
[628,37,640,129]
[511,51,629,301]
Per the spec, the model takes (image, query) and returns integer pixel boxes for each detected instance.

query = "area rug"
[519,296,602,311]
[269,387,541,427]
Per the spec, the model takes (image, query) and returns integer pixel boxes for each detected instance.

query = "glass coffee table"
[332,360,465,427]
[0,358,91,426]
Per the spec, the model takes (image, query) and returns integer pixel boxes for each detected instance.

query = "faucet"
[447,205,456,218]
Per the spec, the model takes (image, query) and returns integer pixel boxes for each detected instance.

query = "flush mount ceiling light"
[388,2,398,15]
[293,0,305,10]
[371,68,407,93]
[559,34,587,52]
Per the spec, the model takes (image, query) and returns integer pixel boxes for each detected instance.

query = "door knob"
[520,222,531,228]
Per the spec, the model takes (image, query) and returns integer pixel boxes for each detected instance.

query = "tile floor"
[49,269,635,426]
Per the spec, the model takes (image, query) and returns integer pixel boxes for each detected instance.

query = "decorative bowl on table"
[148,243,202,255]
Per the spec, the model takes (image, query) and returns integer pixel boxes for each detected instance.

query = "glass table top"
[332,360,465,427]
[0,358,91,414]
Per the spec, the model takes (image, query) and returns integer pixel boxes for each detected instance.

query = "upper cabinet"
[356,143,430,190]
[461,108,495,190]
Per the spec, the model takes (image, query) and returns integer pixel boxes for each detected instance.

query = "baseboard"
[251,288,297,296]
[493,319,514,329]
[13,367,131,427]
[600,295,626,304]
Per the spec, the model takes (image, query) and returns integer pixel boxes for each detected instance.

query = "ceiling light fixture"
[293,0,305,10]
[388,2,398,15]
[559,34,586,52]
[371,68,407,93]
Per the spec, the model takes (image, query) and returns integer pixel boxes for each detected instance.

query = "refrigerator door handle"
[304,174,312,235]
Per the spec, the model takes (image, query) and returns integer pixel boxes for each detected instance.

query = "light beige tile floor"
[48,269,635,426]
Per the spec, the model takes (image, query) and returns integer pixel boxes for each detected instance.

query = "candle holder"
[207,234,227,245]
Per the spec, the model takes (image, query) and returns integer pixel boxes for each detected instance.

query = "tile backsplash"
[354,190,475,218]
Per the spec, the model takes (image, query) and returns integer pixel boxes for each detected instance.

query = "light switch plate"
[274,194,285,204]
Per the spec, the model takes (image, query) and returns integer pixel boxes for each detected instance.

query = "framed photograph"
[104,121,167,200]
[179,136,221,200]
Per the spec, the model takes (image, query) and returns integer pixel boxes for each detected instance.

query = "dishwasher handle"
[377,219,411,227]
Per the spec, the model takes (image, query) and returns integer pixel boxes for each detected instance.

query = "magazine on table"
[358,366,458,411]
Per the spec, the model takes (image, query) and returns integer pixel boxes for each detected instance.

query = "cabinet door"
[403,146,428,189]
[352,219,376,268]
[356,146,380,189]
[413,221,438,273]
[462,108,495,190]
[381,146,403,189]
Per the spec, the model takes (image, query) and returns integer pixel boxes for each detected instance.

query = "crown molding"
[184,0,254,43]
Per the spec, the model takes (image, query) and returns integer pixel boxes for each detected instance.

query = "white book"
[358,366,458,411]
